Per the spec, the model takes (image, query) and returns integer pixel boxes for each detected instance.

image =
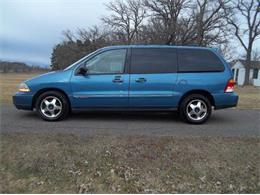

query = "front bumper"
[213,92,239,109]
[13,92,34,110]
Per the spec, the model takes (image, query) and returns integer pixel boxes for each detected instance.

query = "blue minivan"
[13,45,238,124]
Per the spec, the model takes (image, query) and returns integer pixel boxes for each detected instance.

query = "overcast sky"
[0,0,110,66]
[0,0,259,67]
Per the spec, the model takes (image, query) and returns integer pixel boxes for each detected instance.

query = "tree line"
[51,0,259,85]
[0,61,49,73]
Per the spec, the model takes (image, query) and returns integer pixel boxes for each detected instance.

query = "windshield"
[64,50,99,70]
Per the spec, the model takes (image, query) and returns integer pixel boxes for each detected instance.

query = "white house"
[231,60,260,86]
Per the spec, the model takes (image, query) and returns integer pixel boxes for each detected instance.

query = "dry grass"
[1,73,260,108]
[0,73,41,104]
[1,73,259,193]
[235,85,260,109]
[0,133,259,193]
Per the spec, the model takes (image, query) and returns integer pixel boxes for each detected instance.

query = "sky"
[0,0,110,67]
[0,0,259,67]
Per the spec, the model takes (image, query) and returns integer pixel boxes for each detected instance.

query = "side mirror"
[78,67,88,76]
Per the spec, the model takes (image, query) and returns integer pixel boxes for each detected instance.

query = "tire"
[35,91,70,121]
[179,94,212,124]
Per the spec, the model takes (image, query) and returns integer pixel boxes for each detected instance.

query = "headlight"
[18,83,30,92]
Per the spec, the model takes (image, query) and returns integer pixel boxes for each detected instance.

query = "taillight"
[224,79,235,93]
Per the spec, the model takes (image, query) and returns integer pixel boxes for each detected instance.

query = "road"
[1,105,259,137]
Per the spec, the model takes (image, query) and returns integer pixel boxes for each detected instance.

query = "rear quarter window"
[178,49,225,72]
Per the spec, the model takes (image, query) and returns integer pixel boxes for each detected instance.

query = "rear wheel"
[179,94,211,124]
[35,91,70,121]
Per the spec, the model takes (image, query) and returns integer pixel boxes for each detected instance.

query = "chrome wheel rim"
[186,99,207,121]
[40,96,62,118]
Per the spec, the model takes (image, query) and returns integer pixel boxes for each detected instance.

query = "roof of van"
[101,45,215,50]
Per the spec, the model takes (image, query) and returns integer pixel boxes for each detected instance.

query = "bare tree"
[51,0,260,71]
[252,49,260,60]
[224,0,260,85]
[192,0,229,46]
[102,0,146,44]
[62,30,76,42]
[144,0,188,45]
[143,0,229,46]
[51,26,111,70]
[77,26,110,48]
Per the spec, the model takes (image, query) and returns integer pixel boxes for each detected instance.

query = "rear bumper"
[13,92,33,110]
[213,92,239,109]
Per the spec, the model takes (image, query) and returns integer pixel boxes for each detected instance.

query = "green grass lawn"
[0,133,259,193]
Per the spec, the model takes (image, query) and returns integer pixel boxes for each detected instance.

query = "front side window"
[178,49,225,72]
[130,48,178,74]
[83,49,127,74]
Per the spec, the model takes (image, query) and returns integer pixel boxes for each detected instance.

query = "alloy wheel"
[186,99,208,121]
[40,96,62,118]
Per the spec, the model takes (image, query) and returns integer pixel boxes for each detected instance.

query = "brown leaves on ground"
[0,133,259,193]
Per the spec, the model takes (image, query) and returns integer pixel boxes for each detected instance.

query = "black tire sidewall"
[35,91,69,121]
[180,94,212,124]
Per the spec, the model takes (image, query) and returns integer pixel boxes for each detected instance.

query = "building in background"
[231,60,260,86]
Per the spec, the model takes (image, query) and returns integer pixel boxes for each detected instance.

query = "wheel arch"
[178,90,215,108]
[32,88,71,109]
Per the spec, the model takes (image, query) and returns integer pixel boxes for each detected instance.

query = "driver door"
[70,49,129,108]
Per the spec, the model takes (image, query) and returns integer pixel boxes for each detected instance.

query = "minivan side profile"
[13,45,238,124]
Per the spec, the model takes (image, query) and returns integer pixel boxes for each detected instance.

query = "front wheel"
[179,94,212,124]
[35,91,70,121]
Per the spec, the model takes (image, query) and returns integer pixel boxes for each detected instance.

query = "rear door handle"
[135,78,147,83]
[113,76,123,83]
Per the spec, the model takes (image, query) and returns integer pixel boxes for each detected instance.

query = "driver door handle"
[113,76,124,83]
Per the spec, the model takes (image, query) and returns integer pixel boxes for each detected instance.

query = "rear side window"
[130,48,177,74]
[178,49,225,72]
